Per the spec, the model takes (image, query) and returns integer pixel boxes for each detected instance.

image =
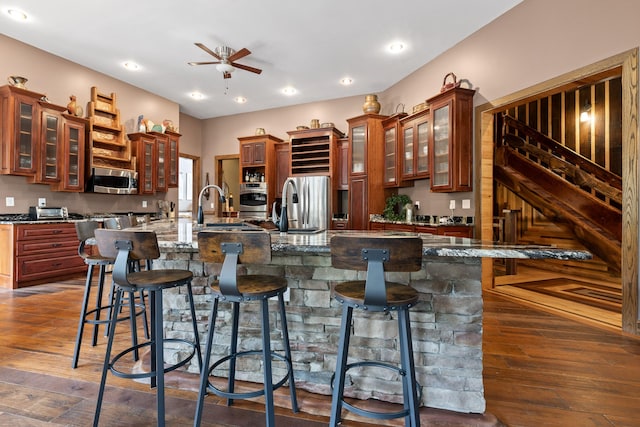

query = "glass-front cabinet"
[165,130,180,188]
[154,133,168,192]
[130,132,157,194]
[350,125,366,175]
[35,104,66,183]
[426,86,475,192]
[54,115,88,192]
[382,113,412,188]
[399,108,430,181]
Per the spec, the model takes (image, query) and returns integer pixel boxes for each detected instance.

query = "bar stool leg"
[72,264,95,369]
[93,288,123,427]
[226,302,240,406]
[261,298,275,427]
[278,293,299,412]
[91,264,107,345]
[329,305,354,427]
[186,283,203,369]
[153,289,166,427]
[194,298,219,427]
[128,290,140,361]
[398,309,420,427]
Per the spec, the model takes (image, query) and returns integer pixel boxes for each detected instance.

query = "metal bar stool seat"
[72,220,147,369]
[329,235,423,427]
[93,229,202,427]
[194,231,298,427]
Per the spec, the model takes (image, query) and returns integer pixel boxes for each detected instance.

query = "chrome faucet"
[279,178,298,232]
[197,184,226,225]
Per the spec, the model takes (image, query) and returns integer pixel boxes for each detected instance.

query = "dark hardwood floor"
[0,275,639,426]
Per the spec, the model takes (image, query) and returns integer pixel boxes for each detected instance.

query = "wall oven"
[239,183,268,218]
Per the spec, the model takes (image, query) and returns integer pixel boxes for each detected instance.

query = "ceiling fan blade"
[228,48,251,62]
[195,42,221,60]
[232,63,262,74]
[188,61,222,66]
[223,72,232,79]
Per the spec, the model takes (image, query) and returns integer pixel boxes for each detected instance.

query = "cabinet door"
[167,133,179,187]
[60,118,85,191]
[350,125,366,175]
[384,126,397,186]
[348,176,367,230]
[401,125,414,178]
[241,143,254,165]
[275,144,290,198]
[337,139,349,190]
[155,136,168,192]
[37,108,62,183]
[12,94,39,175]
[415,119,430,177]
[253,142,266,164]
[139,136,156,194]
[431,103,451,189]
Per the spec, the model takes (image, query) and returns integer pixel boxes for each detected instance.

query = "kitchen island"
[138,218,590,415]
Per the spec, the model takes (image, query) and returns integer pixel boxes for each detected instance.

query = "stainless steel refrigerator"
[282,175,331,232]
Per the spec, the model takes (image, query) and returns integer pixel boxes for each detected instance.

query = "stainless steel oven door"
[239,183,267,216]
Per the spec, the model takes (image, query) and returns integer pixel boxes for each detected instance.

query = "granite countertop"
[369,214,473,227]
[142,218,592,261]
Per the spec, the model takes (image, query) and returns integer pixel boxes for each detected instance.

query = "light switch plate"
[38,198,46,207]
[5,197,14,207]
[142,200,148,208]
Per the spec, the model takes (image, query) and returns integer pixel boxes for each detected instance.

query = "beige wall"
[2,0,639,217]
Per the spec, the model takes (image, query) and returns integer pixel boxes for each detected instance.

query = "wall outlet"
[449,200,456,210]
[142,200,148,208]
[414,201,420,210]
[5,197,14,207]
[210,202,215,209]
[38,198,46,207]
[462,199,471,209]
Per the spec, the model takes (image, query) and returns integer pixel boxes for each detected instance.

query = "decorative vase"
[362,94,381,114]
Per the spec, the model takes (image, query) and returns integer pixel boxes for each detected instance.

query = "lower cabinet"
[0,223,86,289]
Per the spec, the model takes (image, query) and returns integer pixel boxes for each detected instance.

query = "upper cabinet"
[0,85,87,192]
[275,142,290,198]
[129,132,156,195]
[382,113,413,188]
[400,108,430,181]
[0,86,43,176]
[426,86,475,192]
[165,130,180,188]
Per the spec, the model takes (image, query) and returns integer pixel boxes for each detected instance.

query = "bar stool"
[93,229,202,427]
[194,231,298,427]
[71,220,147,368]
[329,235,423,427]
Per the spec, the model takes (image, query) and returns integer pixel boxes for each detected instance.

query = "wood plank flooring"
[0,275,639,426]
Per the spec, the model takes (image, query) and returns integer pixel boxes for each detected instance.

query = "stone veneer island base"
[141,219,590,423]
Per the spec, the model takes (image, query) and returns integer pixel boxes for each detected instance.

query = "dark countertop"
[145,218,592,261]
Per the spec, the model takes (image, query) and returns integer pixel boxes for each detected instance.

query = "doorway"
[178,154,200,217]
[215,155,240,216]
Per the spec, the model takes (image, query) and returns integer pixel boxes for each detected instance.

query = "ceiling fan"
[188,43,262,79]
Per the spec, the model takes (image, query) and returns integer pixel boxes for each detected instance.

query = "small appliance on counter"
[28,206,69,221]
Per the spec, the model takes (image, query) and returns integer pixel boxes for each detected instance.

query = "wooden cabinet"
[275,142,290,198]
[347,114,390,230]
[238,134,282,209]
[0,222,86,289]
[165,130,180,188]
[151,132,168,193]
[287,127,343,176]
[336,137,349,190]
[129,132,156,194]
[427,87,475,192]
[33,103,66,184]
[382,113,414,188]
[400,109,430,181]
[0,86,44,176]
[54,115,88,192]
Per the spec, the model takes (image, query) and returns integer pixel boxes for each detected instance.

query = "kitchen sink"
[203,222,261,231]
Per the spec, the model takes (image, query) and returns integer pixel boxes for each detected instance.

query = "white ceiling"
[1,0,522,119]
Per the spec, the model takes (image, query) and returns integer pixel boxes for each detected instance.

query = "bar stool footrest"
[206,349,293,400]
[109,338,198,380]
[331,360,422,421]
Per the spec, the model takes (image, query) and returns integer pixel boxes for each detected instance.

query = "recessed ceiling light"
[190,92,205,100]
[234,96,247,104]
[123,61,140,71]
[388,42,405,54]
[282,86,297,96]
[6,8,28,21]
[340,77,353,86]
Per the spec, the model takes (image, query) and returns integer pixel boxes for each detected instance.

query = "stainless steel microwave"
[86,167,138,195]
